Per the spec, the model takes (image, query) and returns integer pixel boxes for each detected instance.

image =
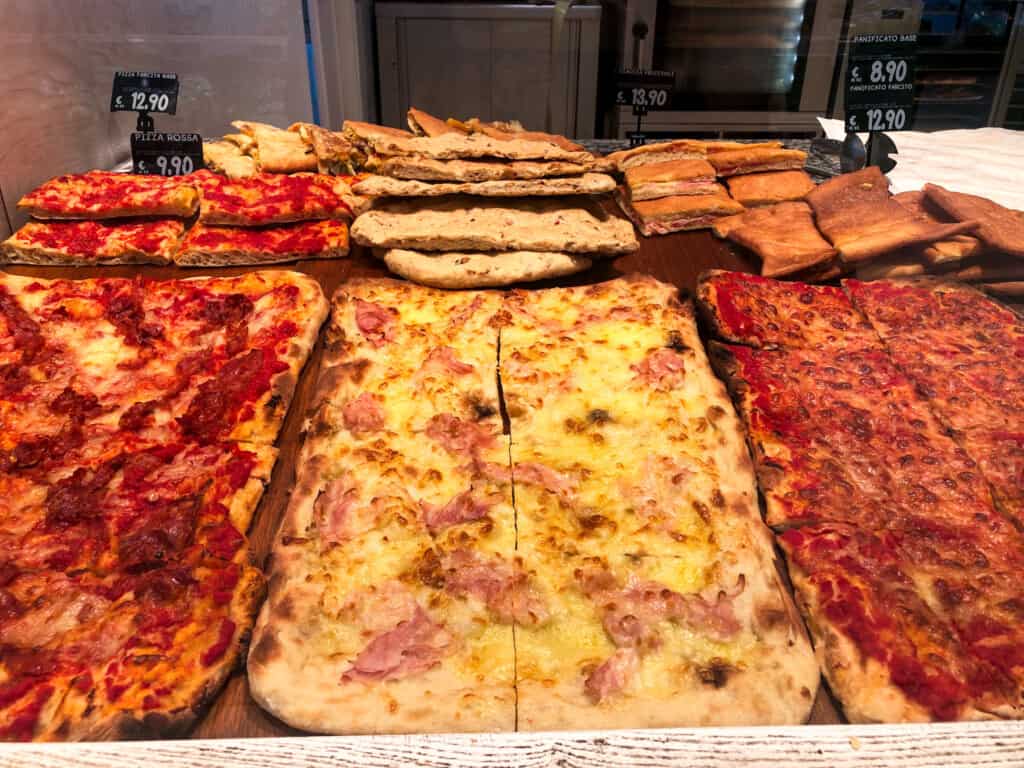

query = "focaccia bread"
[289,122,357,175]
[924,182,1024,258]
[707,148,807,177]
[203,140,258,179]
[365,155,593,182]
[807,169,979,263]
[364,132,593,163]
[725,170,816,207]
[352,173,615,198]
[352,196,638,254]
[232,120,318,174]
[380,248,591,288]
[605,140,707,171]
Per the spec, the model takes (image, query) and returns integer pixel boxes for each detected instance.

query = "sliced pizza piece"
[0,440,275,577]
[709,341,1001,531]
[0,271,327,450]
[501,276,764,559]
[43,560,264,741]
[697,270,878,350]
[1,219,183,266]
[514,545,818,730]
[249,278,518,733]
[0,560,264,741]
[17,171,198,220]
[779,523,1022,722]
[844,277,1023,342]
[957,428,1024,525]
[194,170,364,226]
[175,220,349,266]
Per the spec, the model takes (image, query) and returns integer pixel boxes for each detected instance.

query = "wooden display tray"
[2,233,1022,765]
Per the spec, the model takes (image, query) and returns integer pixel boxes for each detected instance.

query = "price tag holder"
[615,70,674,116]
[844,33,916,133]
[111,71,179,115]
[131,132,203,176]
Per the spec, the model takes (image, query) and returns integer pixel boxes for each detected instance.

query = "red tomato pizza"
[17,171,198,220]
[0,271,327,741]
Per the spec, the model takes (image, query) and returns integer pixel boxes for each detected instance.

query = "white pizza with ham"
[248,275,818,733]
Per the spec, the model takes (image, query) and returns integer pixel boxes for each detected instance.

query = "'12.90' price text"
[847,107,907,132]
[124,91,172,112]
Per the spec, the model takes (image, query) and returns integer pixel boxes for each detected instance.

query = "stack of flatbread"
[203,120,356,178]
[605,139,813,237]
[348,108,635,287]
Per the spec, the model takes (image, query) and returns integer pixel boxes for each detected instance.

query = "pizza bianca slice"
[500,277,787,559]
[175,220,349,266]
[0,271,327,451]
[779,523,1023,722]
[17,171,198,220]
[697,269,878,350]
[249,490,520,734]
[514,546,818,730]
[249,278,518,733]
[1,219,184,265]
[193,170,364,226]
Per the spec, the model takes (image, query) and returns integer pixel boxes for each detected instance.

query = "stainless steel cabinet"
[376,2,601,137]
[618,0,846,135]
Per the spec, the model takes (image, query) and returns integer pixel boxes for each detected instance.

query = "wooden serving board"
[0,231,841,740]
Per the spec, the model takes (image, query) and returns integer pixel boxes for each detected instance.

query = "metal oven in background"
[613,0,847,136]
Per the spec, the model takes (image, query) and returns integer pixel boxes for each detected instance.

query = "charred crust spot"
[564,418,585,433]
[340,359,371,385]
[466,395,497,421]
[588,409,611,424]
[578,514,616,534]
[273,593,297,621]
[272,371,297,403]
[756,605,787,630]
[416,548,446,589]
[666,331,689,352]
[265,393,283,413]
[692,500,711,524]
[706,405,727,422]
[711,488,726,508]
[248,631,282,667]
[697,660,732,688]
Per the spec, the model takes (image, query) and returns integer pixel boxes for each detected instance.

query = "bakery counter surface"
[1,236,1022,765]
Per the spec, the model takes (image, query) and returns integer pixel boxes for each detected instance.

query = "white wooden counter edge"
[2,721,1023,768]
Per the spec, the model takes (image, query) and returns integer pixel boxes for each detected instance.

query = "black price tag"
[845,34,916,133]
[615,70,674,115]
[627,131,647,148]
[131,132,203,176]
[111,71,179,115]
